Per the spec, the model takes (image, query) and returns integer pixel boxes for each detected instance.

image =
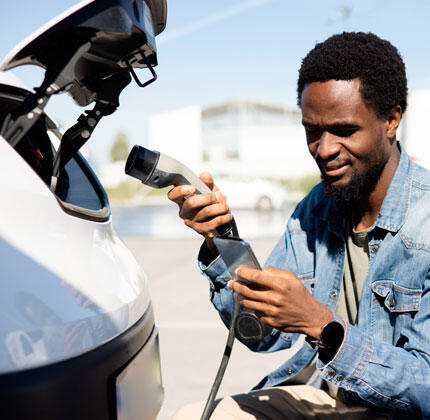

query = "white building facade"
[99,92,430,189]
[148,100,317,181]
[402,89,430,170]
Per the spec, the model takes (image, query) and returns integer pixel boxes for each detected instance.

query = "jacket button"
[371,245,379,253]
[337,375,344,381]
[287,369,294,375]
[330,291,338,298]
[328,370,336,377]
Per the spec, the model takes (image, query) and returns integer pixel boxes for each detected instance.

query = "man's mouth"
[320,162,350,178]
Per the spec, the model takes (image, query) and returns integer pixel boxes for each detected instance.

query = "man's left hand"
[228,266,333,340]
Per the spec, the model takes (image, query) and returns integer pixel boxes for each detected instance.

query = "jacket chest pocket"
[293,252,315,293]
[370,280,421,342]
[371,281,421,312]
[290,232,315,282]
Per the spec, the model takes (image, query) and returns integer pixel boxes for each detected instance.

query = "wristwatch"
[306,317,345,351]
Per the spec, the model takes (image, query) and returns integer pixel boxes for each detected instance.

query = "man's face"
[301,79,393,204]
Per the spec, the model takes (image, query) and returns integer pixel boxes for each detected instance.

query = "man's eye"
[331,127,358,137]
[305,126,320,134]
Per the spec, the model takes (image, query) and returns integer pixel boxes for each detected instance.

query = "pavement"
[122,236,301,420]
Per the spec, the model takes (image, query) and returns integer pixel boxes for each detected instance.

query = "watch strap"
[306,314,345,350]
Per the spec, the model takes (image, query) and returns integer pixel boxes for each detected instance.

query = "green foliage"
[105,182,170,200]
[146,186,172,196]
[227,150,239,159]
[110,132,129,162]
[106,174,321,202]
[106,182,145,199]
[280,173,320,194]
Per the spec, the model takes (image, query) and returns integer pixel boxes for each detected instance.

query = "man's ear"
[385,105,402,140]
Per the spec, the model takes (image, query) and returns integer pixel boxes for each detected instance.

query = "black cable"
[200,297,240,420]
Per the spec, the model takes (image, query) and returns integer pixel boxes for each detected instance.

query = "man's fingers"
[236,266,298,291]
[167,185,196,205]
[192,202,230,222]
[263,265,295,277]
[227,280,282,306]
[234,266,303,300]
[235,267,274,288]
[228,279,272,302]
[229,279,288,308]
[182,191,218,210]
[184,213,232,235]
[235,298,283,328]
[179,192,220,219]
[200,171,214,190]
[236,297,275,314]
[166,172,231,239]
[200,171,225,195]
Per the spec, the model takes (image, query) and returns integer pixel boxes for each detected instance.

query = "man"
[169,32,430,419]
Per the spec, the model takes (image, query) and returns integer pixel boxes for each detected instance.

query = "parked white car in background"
[0,1,167,419]
[215,176,289,210]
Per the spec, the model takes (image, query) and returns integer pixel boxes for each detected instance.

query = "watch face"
[321,321,345,349]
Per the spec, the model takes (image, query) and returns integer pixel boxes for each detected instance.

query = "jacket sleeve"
[317,274,430,418]
[198,232,300,353]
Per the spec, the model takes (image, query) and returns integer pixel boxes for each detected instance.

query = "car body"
[0,1,166,418]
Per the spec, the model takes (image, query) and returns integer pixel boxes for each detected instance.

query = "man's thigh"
[172,385,387,420]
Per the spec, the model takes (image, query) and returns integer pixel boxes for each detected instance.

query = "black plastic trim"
[56,150,111,222]
[0,83,30,102]
[145,0,167,35]
[0,304,159,420]
[56,197,111,222]
[0,85,111,222]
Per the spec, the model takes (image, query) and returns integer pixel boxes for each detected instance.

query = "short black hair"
[297,32,407,117]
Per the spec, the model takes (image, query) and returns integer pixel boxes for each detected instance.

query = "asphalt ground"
[122,236,301,420]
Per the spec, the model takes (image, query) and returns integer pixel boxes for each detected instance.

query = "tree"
[110,132,129,162]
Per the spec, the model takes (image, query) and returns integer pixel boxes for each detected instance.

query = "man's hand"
[167,172,232,255]
[228,266,333,340]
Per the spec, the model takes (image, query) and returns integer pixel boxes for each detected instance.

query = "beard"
[320,156,388,208]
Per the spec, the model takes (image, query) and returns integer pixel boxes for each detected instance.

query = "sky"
[1,0,430,166]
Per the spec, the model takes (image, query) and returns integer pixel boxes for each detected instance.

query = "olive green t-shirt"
[326,222,370,398]
[338,224,370,324]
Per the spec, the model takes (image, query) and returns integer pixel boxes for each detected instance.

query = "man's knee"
[172,401,205,420]
[172,396,253,420]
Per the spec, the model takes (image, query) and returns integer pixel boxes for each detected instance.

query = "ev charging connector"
[125,145,237,237]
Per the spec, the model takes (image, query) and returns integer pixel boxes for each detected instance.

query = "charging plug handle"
[125,145,239,237]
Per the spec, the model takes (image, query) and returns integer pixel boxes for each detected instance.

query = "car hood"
[0,0,167,107]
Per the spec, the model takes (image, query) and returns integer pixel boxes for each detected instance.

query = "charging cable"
[200,298,240,420]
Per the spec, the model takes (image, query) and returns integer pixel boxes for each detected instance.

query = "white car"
[0,1,166,419]
[215,177,289,210]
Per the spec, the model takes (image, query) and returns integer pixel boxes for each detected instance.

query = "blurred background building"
[146,100,315,181]
[402,89,430,169]
[202,100,315,178]
[98,87,430,194]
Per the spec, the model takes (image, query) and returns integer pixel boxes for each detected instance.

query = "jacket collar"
[311,193,344,238]
[374,145,411,233]
[312,144,412,237]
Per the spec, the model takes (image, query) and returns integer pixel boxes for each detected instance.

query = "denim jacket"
[200,149,430,419]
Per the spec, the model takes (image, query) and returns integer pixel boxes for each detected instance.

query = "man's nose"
[317,132,340,160]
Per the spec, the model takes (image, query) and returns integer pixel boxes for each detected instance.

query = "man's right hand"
[167,172,232,256]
